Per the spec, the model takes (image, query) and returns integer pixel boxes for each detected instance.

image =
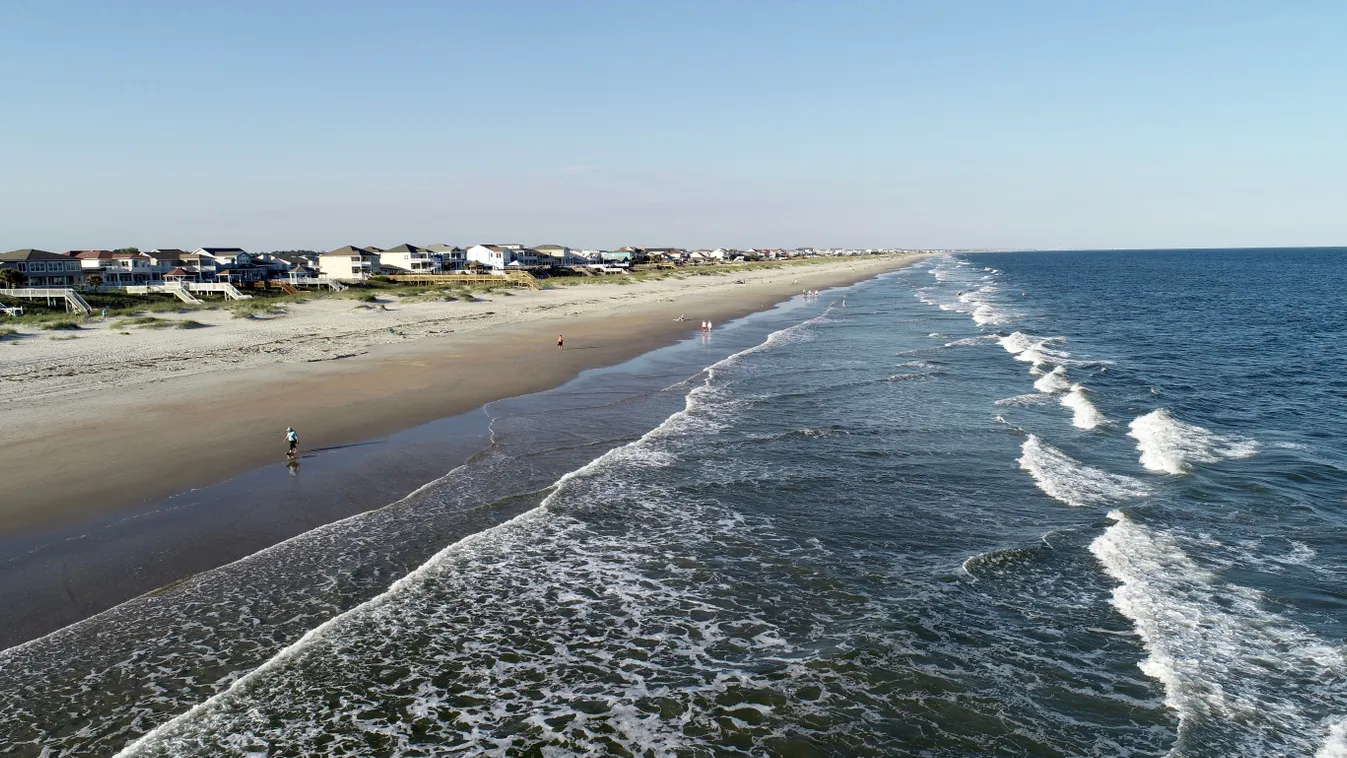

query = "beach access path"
[0,255,926,533]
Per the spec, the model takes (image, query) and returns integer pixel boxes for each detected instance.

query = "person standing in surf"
[285,426,298,457]
[557,334,564,349]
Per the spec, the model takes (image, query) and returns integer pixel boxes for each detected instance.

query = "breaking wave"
[1033,366,1072,394]
[1017,435,1149,507]
[1127,409,1259,475]
[1090,511,1347,757]
[1060,384,1107,430]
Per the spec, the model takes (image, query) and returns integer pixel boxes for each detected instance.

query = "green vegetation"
[229,300,288,319]
[111,316,174,329]
[0,326,16,340]
[177,319,207,329]
[41,320,82,331]
[0,268,25,288]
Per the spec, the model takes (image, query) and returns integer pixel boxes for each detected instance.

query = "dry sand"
[0,255,926,532]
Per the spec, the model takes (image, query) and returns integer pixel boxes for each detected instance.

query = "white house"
[73,250,156,284]
[465,244,514,271]
[379,243,437,273]
[318,245,380,281]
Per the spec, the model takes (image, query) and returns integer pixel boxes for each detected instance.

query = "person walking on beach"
[285,426,299,457]
[557,334,564,349]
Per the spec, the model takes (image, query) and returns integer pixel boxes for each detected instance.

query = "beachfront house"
[599,250,634,268]
[177,252,220,281]
[71,250,160,284]
[379,244,437,273]
[426,244,467,272]
[193,247,248,265]
[260,253,321,278]
[464,244,517,271]
[0,249,84,287]
[533,244,586,267]
[318,246,380,281]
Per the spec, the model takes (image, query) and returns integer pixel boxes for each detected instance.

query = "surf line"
[113,313,827,756]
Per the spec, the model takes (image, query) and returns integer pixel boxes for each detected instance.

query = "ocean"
[3,249,1346,757]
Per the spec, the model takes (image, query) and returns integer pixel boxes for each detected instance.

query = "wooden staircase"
[0,288,93,314]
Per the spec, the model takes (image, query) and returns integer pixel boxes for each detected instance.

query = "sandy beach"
[0,255,926,535]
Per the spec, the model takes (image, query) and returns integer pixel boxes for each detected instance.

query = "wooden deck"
[386,272,542,290]
[0,287,93,314]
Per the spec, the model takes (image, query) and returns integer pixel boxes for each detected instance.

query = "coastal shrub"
[49,334,79,340]
[357,293,380,303]
[230,301,287,319]
[0,326,16,340]
[111,316,173,329]
[176,319,207,329]
[41,320,82,331]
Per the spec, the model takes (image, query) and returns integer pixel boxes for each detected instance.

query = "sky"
[1,1,1344,251]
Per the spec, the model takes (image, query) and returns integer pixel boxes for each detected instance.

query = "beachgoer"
[557,334,564,349]
[701,320,707,331]
[285,426,298,456]
[707,320,712,330]
[101,308,108,320]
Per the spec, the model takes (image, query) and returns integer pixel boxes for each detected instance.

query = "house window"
[31,263,46,272]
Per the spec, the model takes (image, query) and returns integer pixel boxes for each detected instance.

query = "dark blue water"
[4,251,1346,757]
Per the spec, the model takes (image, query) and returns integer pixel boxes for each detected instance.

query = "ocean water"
[4,249,1347,757]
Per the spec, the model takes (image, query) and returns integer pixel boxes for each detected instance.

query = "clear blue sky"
[2,1,1344,251]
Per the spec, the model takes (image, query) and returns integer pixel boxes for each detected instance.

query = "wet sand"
[0,255,928,646]
[2,256,924,534]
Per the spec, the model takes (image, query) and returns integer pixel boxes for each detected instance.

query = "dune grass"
[41,320,82,331]
[111,316,174,329]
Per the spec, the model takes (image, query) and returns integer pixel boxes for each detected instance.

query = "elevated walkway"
[387,272,542,290]
[288,276,347,291]
[125,284,204,303]
[186,282,253,300]
[0,287,92,314]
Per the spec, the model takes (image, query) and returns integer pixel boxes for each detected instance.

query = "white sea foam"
[1127,409,1260,475]
[1033,366,1072,394]
[995,393,1049,407]
[1018,436,1149,507]
[1060,384,1107,430]
[1090,511,1347,756]
[999,331,1071,372]
[114,315,835,758]
[944,335,995,348]
[1319,718,1347,758]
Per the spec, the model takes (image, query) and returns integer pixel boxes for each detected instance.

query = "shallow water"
[5,250,1346,757]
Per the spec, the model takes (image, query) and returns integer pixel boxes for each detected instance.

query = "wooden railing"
[0,287,92,314]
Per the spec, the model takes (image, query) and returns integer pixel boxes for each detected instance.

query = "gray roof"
[0,249,66,261]
[382,243,429,254]
[197,247,247,255]
[322,245,376,257]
